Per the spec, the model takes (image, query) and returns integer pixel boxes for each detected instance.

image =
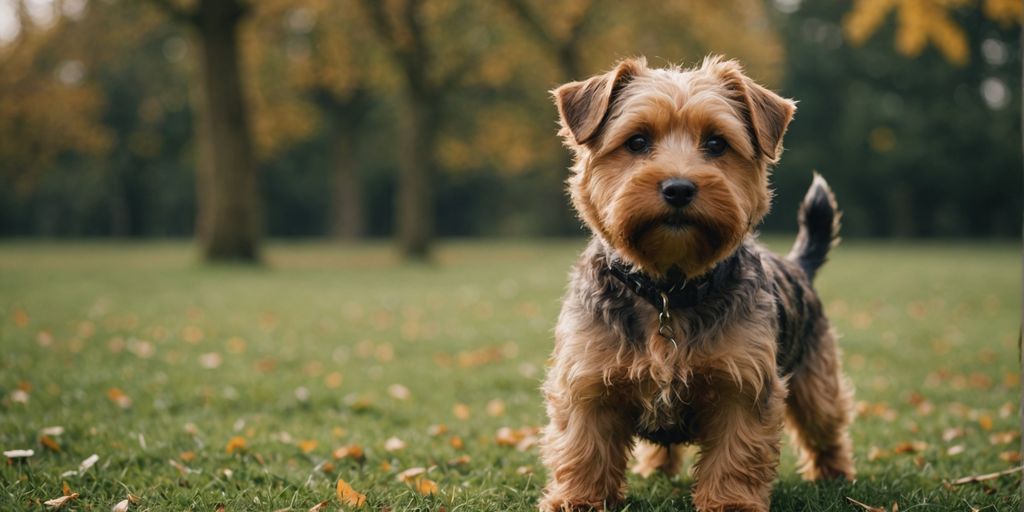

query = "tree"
[356,0,487,260]
[149,0,261,262]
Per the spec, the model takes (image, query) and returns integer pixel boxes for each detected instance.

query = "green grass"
[0,239,1019,511]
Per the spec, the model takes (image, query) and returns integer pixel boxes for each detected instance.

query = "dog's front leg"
[691,375,786,512]
[538,385,634,511]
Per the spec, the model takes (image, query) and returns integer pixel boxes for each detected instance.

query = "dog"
[538,56,855,512]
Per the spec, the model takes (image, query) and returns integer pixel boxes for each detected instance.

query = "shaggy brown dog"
[539,56,855,512]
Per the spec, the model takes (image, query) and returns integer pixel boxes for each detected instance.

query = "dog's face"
[554,57,795,278]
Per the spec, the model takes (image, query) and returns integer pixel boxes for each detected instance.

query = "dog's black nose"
[660,179,697,208]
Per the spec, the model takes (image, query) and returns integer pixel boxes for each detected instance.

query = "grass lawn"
[0,239,1020,511]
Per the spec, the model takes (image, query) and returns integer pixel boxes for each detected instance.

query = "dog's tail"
[787,173,840,281]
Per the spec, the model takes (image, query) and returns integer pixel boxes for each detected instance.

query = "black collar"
[607,252,739,311]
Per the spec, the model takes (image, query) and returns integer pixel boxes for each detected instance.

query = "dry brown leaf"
[453,403,470,420]
[225,436,247,454]
[946,445,965,456]
[179,451,196,462]
[62,481,73,496]
[449,436,464,450]
[427,424,448,437]
[892,441,927,455]
[949,465,1024,485]
[516,466,533,475]
[39,435,60,453]
[336,479,366,508]
[308,500,329,512]
[112,498,130,512]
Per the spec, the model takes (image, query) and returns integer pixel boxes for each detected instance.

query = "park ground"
[0,239,1020,511]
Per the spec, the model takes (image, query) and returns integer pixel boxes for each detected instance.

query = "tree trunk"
[396,93,435,259]
[328,119,363,240]
[192,0,260,262]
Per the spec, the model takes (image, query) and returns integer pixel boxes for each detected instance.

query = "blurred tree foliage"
[0,0,1018,245]
[767,0,1021,237]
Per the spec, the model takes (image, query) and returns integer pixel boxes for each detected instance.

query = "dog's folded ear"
[709,58,796,163]
[553,57,646,146]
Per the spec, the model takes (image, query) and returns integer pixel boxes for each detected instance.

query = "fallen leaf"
[299,439,318,454]
[449,436,464,450]
[40,426,64,436]
[308,501,330,512]
[867,446,889,461]
[40,435,61,453]
[414,478,438,496]
[942,427,964,442]
[990,431,1019,445]
[336,479,367,508]
[396,467,428,482]
[388,384,410,401]
[999,451,1021,463]
[448,455,471,466]
[9,389,29,404]
[427,424,448,436]
[226,436,247,454]
[333,444,365,462]
[112,499,130,512]
[946,445,965,456]
[179,451,196,462]
[892,441,927,455]
[198,352,223,369]
[78,454,99,473]
[453,403,470,420]
[516,466,533,475]
[978,414,993,431]
[384,437,405,452]
[845,496,886,512]
[486,399,506,417]
[4,449,34,459]
[44,493,79,510]
[107,388,132,408]
[320,461,335,474]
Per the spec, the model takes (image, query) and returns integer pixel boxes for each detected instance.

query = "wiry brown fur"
[540,57,854,512]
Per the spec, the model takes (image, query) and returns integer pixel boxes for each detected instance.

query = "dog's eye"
[624,134,651,154]
[703,136,728,157]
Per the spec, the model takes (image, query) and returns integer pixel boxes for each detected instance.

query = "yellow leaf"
[415,478,438,496]
[226,436,247,454]
[336,479,366,508]
[453,403,470,420]
[299,439,318,454]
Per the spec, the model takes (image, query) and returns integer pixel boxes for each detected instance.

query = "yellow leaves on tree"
[843,0,1019,66]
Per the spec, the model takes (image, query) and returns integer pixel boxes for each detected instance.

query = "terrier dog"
[539,56,855,512]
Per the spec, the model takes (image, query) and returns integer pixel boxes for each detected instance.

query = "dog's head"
[554,56,795,278]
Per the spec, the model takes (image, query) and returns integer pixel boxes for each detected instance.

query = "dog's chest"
[631,373,713,446]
